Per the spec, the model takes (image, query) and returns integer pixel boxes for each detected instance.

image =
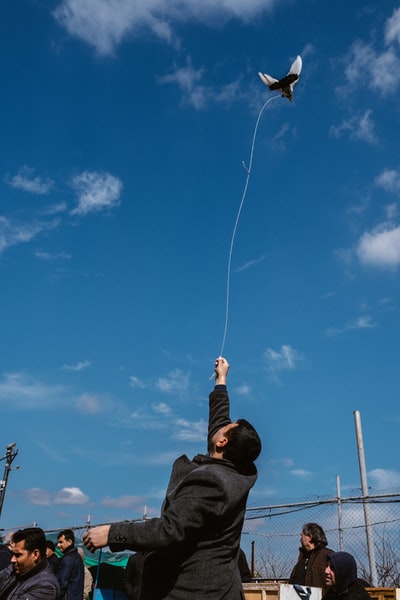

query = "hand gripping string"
[217,94,281,360]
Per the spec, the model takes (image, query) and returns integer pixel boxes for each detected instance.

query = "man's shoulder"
[35,565,59,586]
[348,580,372,600]
[314,546,334,557]
[61,548,80,560]
[59,548,83,572]
[184,457,257,498]
[0,564,15,587]
[16,564,59,597]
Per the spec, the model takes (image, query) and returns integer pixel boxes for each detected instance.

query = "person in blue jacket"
[57,530,83,600]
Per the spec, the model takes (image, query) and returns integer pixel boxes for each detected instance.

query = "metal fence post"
[354,410,378,586]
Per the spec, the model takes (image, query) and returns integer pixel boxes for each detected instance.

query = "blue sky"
[1,0,400,534]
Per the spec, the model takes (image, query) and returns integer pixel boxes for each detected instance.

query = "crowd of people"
[0,527,88,600]
[0,358,375,600]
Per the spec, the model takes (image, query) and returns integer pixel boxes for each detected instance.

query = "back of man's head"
[13,528,46,560]
[223,419,261,469]
[58,529,75,545]
[302,523,328,547]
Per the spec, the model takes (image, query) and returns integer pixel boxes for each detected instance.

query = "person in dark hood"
[324,552,371,600]
[289,523,334,595]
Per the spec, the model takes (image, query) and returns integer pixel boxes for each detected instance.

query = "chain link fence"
[2,490,399,589]
[241,491,400,587]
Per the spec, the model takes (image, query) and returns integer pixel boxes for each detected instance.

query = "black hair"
[58,529,75,545]
[224,419,261,469]
[46,539,56,551]
[302,523,328,546]
[12,528,46,559]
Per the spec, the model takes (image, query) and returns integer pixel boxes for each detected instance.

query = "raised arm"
[207,357,231,444]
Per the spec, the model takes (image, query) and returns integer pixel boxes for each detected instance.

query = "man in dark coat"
[123,552,145,600]
[83,356,262,600]
[324,552,371,600]
[0,527,59,600]
[289,523,334,595]
[57,530,83,600]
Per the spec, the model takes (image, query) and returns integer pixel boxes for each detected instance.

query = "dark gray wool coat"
[0,560,59,600]
[108,386,258,600]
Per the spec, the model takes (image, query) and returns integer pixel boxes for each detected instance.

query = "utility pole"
[0,443,19,519]
[354,411,378,586]
[336,474,344,551]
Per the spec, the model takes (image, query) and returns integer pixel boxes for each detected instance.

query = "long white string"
[217,94,281,359]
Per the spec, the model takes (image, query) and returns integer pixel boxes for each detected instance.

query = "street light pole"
[0,443,19,519]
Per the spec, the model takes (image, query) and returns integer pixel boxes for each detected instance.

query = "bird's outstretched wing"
[258,55,302,101]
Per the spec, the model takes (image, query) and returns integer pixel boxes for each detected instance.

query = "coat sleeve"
[109,469,227,552]
[207,387,231,444]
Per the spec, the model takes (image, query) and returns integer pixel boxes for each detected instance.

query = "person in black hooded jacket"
[324,552,371,600]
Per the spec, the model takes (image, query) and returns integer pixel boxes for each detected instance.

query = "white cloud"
[264,344,304,381]
[75,393,104,413]
[173,417,207,442]
[125,407,168,430]
[269,457,294,468]
[41,202,68,216]
[5,166,54,195]
[70,171,123,216]
[54,486,89,504]
[236,255,267,273]
[63,360,91,371]
[123,395,206,444]
[290,469,312,479]
[340,40,400,97]
[152,402,172,416]
[375,168,400,193]
[129,375,146,389]
[37,441,69,463]
[158,57,252,109]
[348,315,376,329]
[0,216,59,255]
[35,250,72,261]
[357,225,400,268]
[385,7,400,46]
[27,488,51,506]
[330,109,377,144]
[385,203,398,220]
[0,373,67,409]
[235,384,251,395]
[326,314,376,336]
[101,494,145,509]
[156,368,189,397]
[53,0,276,56]
[368,468,400,490]
[159,59,208,110]
[337,7,400,100]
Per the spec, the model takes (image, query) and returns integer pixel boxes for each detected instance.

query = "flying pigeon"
[258,55,302,102]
